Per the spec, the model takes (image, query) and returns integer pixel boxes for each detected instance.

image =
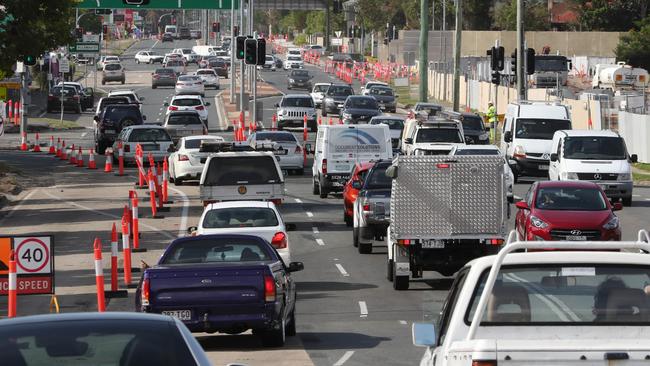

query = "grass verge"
[30,118,82,130]
[634,163,650,173]
[634,172,650,183]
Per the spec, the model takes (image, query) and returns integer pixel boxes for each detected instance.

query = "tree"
[78,11,102,35]
[464,0,493,30]
[0,0,76,78]
[493,0,550,31]
[615,17,650,71]
[577,0,648,31]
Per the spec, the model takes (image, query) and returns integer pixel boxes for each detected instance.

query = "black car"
[273,55,283,69]
[339,95,382,124]
[151,68,177,88]
[47,85,82,114]
[321,84,354,117]
[94,104,146,154]
[58,82,94,111]
[179,27,191,39]
[95,96,131,117]
[439,110,490,145]
[287,69,312,90]
[367,86,397,113]
[162,32,174,42]
[209,59,229,78]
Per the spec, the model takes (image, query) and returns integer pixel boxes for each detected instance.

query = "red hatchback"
[515,181,622,241]
[343,162,375,226]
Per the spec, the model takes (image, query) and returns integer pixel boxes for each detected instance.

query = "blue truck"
[136,234,303,347]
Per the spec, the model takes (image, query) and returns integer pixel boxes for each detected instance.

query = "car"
[151,67,178,89]
[248,131,305,175]
[175,75,205,96]
[369,115,405,152]
[413,102,443,116]
[310,83,329,108]
[94,104,146,154]
[353,160,393,254]
[343,162,374,226]
[197,56,214,69]
[107,90,145,112]
[440,110,490,145]
[273,55,283,69]
[287,69,313,90]
[275,94,317,132]
[0,312,212,366]
[515,180,622,241]
[163,111,207,143]
[102,63,125,85]
[135,234,303,347]
[112,124,173,164]
[190,29,201,39]
[164,25,178,38]
[163,52,184,64]
[161,32,174,42]
[168,135,225,184]
[164,59,186,75]
[164,95,210,122]
[449,144,515,202]
[361,80,389,95]
[56,81,94,110]
[283,55,304,70]
[94,96,131,117]
[135,51,164,64]
[321,83,354,117]
[258,55,276,71]
[306,44,325,55]
[172,48,199,64]
[46,84,82,114]
[178,27,191,39]
[401,118,465,156]
[195,68,219,89]
[367,85,397,113]
[209,58,229,78]
[194,201,294,264]
[96,55,120,70]
[339,95,382,124]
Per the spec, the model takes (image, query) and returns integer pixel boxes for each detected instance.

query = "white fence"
[619,112,650,163]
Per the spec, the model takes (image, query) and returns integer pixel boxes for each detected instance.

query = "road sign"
[335,31,342,38]
[83,34,100,43]
[75,0,238,9]
[0,236,55,295]
[331,38,343,46]
[70,43,100,54]
[15,237,51,274]
[59,58,70,73]
[0,237,10,274]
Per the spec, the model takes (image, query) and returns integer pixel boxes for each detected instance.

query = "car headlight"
[618,173,631,181]
[478,133,489,140]
[530,215,549,229]
[561,172,579,180]
[513,145,526,158]
[288,78,295,82]
[277,110,283,116]
[603,215,619,230]
[342,113,352,119]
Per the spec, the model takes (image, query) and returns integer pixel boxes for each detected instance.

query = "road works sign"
[0,236,55,295]
[75,0,239,9]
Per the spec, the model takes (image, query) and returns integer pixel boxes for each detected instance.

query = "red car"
[343,162,374,226]
[515,181,622,241]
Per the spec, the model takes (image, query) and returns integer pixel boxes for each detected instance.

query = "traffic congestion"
[2,2,650,366]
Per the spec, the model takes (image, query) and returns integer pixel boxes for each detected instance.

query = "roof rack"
[199,141,254,153]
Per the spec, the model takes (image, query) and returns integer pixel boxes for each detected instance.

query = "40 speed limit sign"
[0,236,55,295]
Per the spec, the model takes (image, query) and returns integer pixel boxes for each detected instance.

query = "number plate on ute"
[162,310,192,320]
[421,240,445,249]
[538,165,549,170]
[566,236,587,241]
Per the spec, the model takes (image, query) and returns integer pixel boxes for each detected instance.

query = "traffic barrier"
[232,120,238,140]
[154,163,168,212]
[7,250,16,318]
[148,169,164,219]
[303,115,308,166]
[131,193,146,252]
[135,145,146,189]
[77,147,84,167]
[272,114,277,131]
[104,149,113,172]
[69,144,77,165]
[87,149,97,169]
[20,131,27,151]
[329,117,333,125]
[55,138,62,157]
[116,141,124,176]
[33,133,41,152]
[60,140,67,160]
[48,136,55,154]
[8,100,13,122]
[93,238,106,312]
[318,116,322,125]
[162,158,172,204]
[104,223,127,298]
[121,215,133,288]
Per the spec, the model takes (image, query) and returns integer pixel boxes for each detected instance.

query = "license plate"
[162,310,192,320]
[538,165,549,170]
[334,165,350,171]
[142,144,160,151]
[274,149,288,155]
[104,129,116,134]
[421,239,445,249]
[566,236,587,241]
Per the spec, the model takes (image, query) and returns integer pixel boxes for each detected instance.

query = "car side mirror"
[412,322,436,347]
[285,223,297,231]
[404,138,413,144]
[504,131,512,143]
[550,153,558,162]
[142,115,147,120]
[187,226,198,235]
[167,145,176,152]
[274,103,279,108]
[84,87,94,95]
[288,261,304,273]
[612,202,623,211]
[385,165,398,178]
[205,102,211,106]
[93,115,100,122]
[351,180,362,189]
[164,102,169,107]
[139,96,145,101]
[631,154,638,163]
[515,201,529,210]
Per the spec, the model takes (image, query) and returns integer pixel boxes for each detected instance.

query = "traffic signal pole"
[516,0,526,100]
[418,0,428,103]
[230,0,236,104]
[452,0,462,111]
[239,0,245,112]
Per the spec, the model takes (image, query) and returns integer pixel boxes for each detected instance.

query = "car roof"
[314,82,330,86]
[554,129,619,138]
[0,312,177,327]
[370,116,405,121]
[126,124,165,130]
[205,200,275,210]
[109,90,136,95]
[347,95,375,99]
[467,250,650,270]
[535,180,602,189]
[256,130,292,136]
[183,135,224,141]
[283,94,313,99]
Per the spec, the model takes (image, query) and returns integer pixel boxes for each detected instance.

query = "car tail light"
[270,199,282,206]
[264,275,276,302]
[513,145,526,159]
[195,105,204,110]
[141,277,150,306]
[436,163,450,169]
[295,145,302,153]
[271,232,287,249]
[153,75,160,79]
[472,361,497,366]
[179,154,189,161]
[48,95,57,101]
[169,106,178,111]
[73,95,80,100]
[363,204,371,212]
[489,239,503,245]
[397,239,411,246]
[124,144,130,152]
[322,159,327,174]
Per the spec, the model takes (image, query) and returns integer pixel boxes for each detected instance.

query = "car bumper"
[276,154,304,170]
[175,86,204,94]
[512,156,549,175]
[320,173,350,192]
[103,75,124,81]
[289,82,311,89]
[526,226,622,242]
[584,180,633,199]
[278,118,316,128]
[174,161,204,179]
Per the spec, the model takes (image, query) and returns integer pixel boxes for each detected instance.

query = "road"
[1,39,650,366]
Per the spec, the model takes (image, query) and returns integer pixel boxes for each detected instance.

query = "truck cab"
[548,129,637,206]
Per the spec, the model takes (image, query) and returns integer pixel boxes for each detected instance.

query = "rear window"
[327,86,353,96]
[370,119,403,130]
[51,87,76,96]
[288,56,302,61]
[364,165,392,189]
[462,116,485,131]
[203,156,281,185]
[313,84,329,93]
[172,98,201,107]
[167,114,203,125]
[348,98,378,109]
[281,97,313,108]
[155,68,175,74]
[161,237,272,264]
[104,64,121,71]
[103,106,140,120]
[255,133,297,142]
[415,128,463,143]
[202,207,279,229]
[369,88,393,96]
[178,75,199,82]
[128,128,171,142]
[184,138,221,149]
[196,70,216,75]
[99,98,129,109]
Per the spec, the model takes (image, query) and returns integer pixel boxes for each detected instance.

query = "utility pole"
[442,0,447,101]
[516,0,525,100]
[418,0,429,103]
[452,0,462,111]
[325,2,331,51]
[251,0,257,126]
[240,0,245,112]
[230,0,236,104]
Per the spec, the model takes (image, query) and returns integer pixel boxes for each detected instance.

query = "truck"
[412,230,650,366]
[385,155,508,290]
[592,62,649,91]
[530,54,571,88]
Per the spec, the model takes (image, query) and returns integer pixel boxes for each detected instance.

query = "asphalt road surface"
[1,39,650,366]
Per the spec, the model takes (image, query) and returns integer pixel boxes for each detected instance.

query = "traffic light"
[236,36,246,60]
[256,38,266,66]
[491,71,500,85]
[495,46,504,71]
[75,27,83,39]
[22,55,36,66]
[510,49,517,74]
[526,48,536,75]
[245,38,257,65]
[487,47,494,70]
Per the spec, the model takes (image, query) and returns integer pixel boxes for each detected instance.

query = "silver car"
[112,125,174,163]
[248,131,305,175]
[163,111,207,143]
[275,94,317,132]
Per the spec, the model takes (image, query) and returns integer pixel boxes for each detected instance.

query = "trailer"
[592,62,649,91]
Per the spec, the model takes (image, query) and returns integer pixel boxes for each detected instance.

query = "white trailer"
[592,62,649,91]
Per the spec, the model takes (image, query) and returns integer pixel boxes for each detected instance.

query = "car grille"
[391,138,399,149]
[577,173,618,181]
[526,152,544,158]
[550,229,601,240]
[283,110,311,118]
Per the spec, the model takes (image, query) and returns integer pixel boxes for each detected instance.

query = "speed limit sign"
[14,237,52,274]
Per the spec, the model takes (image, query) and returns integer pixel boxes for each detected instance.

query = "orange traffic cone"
[48,136,55,154]
[77,147,84,167]
[60,140,68,160]
[33,133,41,152]
[88,149,97,169]
[104,150,113,172]
[69,144,77,165]
[20,132,27,151]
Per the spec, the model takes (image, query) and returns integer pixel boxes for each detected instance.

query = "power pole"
[229,0,236,104]
[516,0,525,100]
[240,0,246,112]
[325,2,331,50]
[442,0,447,101]
[452,0,462,111]
[418,0,429,103]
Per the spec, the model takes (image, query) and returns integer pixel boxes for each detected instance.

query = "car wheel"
[121,79,125,85]
[96,140,107,155]
[344,213,352,227]
[353,227,359,247]
[285,309,296,337]
[393,261,409,290]
[174,177,183,186]
[623,196,633,207]
[136,59,140,64]
[152,85,157,89]
[321,108,327,117]
[76,105,82,114]
[312,179,319,195]
[319,182,327,199]
[102,80,106,85]
[259,321,285,347]
[387,259,394,282]
[358,239,372,254]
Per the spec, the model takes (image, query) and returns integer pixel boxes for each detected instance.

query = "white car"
[165,94,209,122]
[284,55,304,70]
[310,83,330,108]
[112,125,173,163]
[257,55,276,71]
[248,131,305,175]
[175,75,205,96]
[172,48,200,64]
[163,53,184,64]
[96,55,120,70]
[361,80,389,95]
[164,59,186,75]
[194,69,220,89]
[107,90,144,112]
[195,201,293,264]
[449,145,514,202]
[134,51,164,64]
[168,135,224,184]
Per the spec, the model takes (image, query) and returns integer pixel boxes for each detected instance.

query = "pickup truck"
[353,160,392,254]
[136,234,304,347]
[413,230,650,366]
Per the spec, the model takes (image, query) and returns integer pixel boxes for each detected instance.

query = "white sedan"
[248,131,304,175]
[169,135,224,184]
[175,75,205,96]
[195,69,220,89]
[194,201,293,264]
[164,94,210,122]
[134,51,163,64]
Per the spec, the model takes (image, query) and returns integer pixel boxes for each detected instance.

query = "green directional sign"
[75,0,239,10]
[70,43,100,53]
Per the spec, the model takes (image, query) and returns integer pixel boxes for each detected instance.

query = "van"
[311,124,392,198]
[500,101,572,181]
[548,129,637,206]
[192,45,218,57]
[164,25,178,39]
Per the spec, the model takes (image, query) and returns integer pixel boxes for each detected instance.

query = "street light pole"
[418,0,429,103]
[230,0,236,104]
[240,0,245,112]
[452,0,462,111]
[516,0,525,100]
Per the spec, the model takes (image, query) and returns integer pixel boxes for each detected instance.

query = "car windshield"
[103,106,140,121]
[202,207,279,229]
[515,119,572,140]
[104,64,121,71]
[348,98,378,109]
[99,98,129,109]
[364,166,392,189]
[327,86,353,96]
[563,136,627,160]
[415,128,463,143]
[196,70,215,76]
[535,187,607,210]
[288,56,302,61]
[161,237,272,264]
[370,119,404,130]
[454,149,500,156]
[465,265,650,325]
[178,76,199,82]
[181,49,192,54]
[291,70,308,77]
[167,114,202,125]
[255,133,297,142]
[51,87,76,96]
[369,87,393,96]
[203,156,281,185]
[0,318,198,366]
[462,116,484,130]
[184,138,221,149]
[155,68,174,74]
[281,98,313,108]
[128,128,171,142]
[313,85,329,93]
[166,61,183,66]
[172,98,201,107]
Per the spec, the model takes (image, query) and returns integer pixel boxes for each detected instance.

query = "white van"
[310,124,392,198]
[192,45,219,57]
[500,101,572,181]
[549,129,637,206]
[164,25,178,39]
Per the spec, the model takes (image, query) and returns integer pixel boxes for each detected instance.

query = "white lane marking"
[335,263,349,277]
[333,351,355,366]
[0,189,38,226]
[645,198,650,201]
[294,198,302,203]
[38,110,46,117]
[633,194,641,197]
[312,226,319,234]
[315,238,325,246]
[359,301,368,317]
[149,39,159,50]
[399,320,407,325]
[306,211,314,217]
[169,187,190,238]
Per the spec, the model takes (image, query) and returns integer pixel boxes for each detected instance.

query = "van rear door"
[326,125,390,174]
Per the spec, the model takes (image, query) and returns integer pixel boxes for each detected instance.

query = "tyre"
[136,59,140,64]
[121,79,125,84]
[102,80,106,85]
[312,179,319,195]
[623,196,633,207]
[319,183,327,199]
[321,108,327,117]
[259,322,286,347]
[344,213,352,227]
[393,261,409,290]
[353,227,359,247]
[358,238,372,254]
[174,177,183,186]
[285,309,296,337]
[387,259,394,282]
[75,105,82,114]
[96,140,107,155]
[152,85,157,89]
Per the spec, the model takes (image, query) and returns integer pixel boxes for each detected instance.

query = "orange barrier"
[69,144,77,165]
[104,149,112,172]
[33,133,41,152]
[105,222,128,298]
[7,250,16,317]
[131,192,146,252]
[121,215,132,287]
[93,238,106,312]
[48,136,55,154]
[117,141,124,176]
[77,147,84,167]
[134,145,146,189]
[162,158,171,204]
[60,140,67,160]
[148,169,163,219]
[55,138,62,157]
[88,149,97,169]
[20,132,27,151]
